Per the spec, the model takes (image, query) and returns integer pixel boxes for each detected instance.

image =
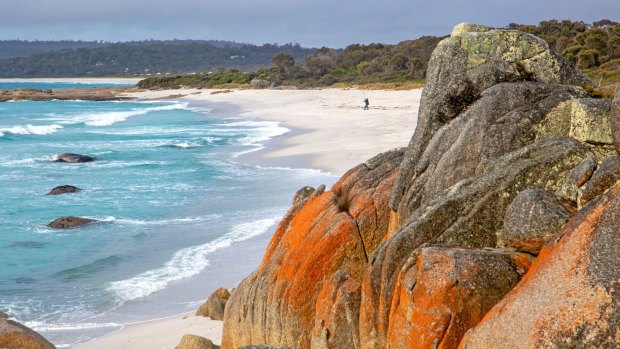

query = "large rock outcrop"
[389,23,592,222]
[221,23,618,349]
[222,149,404,349]
[459,183,620,348]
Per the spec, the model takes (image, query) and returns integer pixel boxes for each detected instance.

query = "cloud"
[0,0,618,47]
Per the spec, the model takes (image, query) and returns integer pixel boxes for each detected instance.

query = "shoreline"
[60,86,421,348]
[0,77,142,84]
[127,88,422,176]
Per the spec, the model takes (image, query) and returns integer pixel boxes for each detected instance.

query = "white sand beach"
[72,313,222,349]
[126,88,422,176]
[73,87,421,348]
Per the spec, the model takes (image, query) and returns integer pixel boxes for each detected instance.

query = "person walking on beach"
[363,98,369,110]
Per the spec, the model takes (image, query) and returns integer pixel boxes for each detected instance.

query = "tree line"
[0,41,315,77]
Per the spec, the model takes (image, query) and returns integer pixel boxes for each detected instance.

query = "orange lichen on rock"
[221,149,404,349]
[459,183,620,349]
[387,247,532,349]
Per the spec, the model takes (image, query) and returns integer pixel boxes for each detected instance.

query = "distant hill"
[0,41,315,77]
[138,36,444,90]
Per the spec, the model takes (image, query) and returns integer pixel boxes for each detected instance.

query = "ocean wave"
[25,320,121,332]
[113,215,222,226]
[0,124,63,137]
[106,217,279,302]
[54,103,189,127]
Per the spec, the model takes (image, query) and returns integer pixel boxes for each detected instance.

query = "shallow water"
[0,82,335,346]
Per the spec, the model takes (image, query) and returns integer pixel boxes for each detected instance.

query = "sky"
[0,0,618,48]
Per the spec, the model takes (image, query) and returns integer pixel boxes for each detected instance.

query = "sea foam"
[106,217,278,303]
[59,103,189,127]
[0,124,63,137]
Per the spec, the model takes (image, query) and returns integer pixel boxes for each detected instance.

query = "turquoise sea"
[0,82,335,346]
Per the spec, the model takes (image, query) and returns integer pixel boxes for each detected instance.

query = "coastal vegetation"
[0,41,315,77]
[138,19,620,92]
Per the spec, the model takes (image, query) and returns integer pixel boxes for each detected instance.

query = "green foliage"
[509,19,620,88]
[0,41,315,77]
[137,35,444,89]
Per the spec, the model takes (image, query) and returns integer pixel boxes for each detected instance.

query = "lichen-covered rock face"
[0,319,56,349]
[580,155,620,205]
[499,189,575,255]
[311,270,361,349]
[359,138,596,349]
[610,88,620,153]
[220,23,619,349]
[221,149,404,349]
[387,247,533,349]
[459,183,620,349]
[390,26,592,221]
[538,98,613,145]
[196,288,231,321]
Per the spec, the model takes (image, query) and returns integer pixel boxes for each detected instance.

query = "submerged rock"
[54,153,95,163]
[48,216,97,229]
[196,288,230,321]
[0,318,55,349]
[175,334,219,349]
[46,185,82,195]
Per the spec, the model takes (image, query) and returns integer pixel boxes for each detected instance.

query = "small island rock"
[54,153,95,163]
[47,185,82,195]
[48,216,97,229]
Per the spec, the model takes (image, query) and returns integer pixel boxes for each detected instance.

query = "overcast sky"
[0,0,618,47]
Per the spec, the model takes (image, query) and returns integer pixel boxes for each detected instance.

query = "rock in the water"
[610,87,620,153]
[48,216,97,229]
[459,182,620,349]
[54,153,95,163]
[387,247,532,349]
[196,288,230,321]
[580,155,620,205]
[499,189,575,254]
[46,185,82,195]
[0,312,8,319]
[175,334,218,349]
[0,318,55,349]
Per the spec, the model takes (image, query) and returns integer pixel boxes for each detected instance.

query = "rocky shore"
[3,23,620,349]
[217,23,620,349]
[0,86,135,102]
